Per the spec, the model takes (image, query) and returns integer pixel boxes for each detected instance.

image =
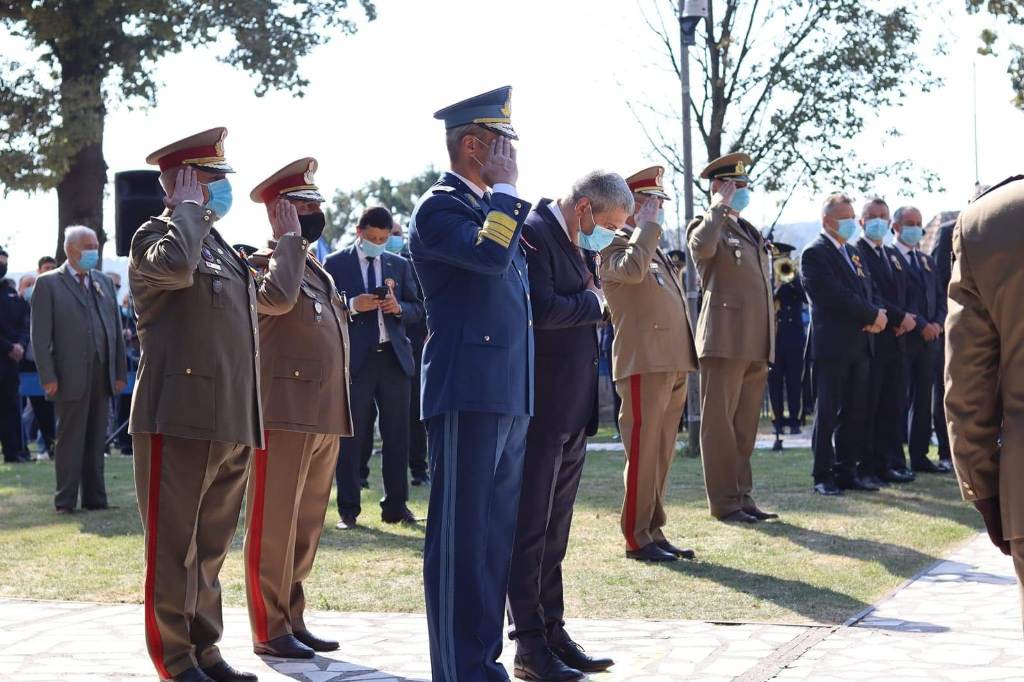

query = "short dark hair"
[445,123,483,162]
[38,256,56,268]
[357,206,394,232]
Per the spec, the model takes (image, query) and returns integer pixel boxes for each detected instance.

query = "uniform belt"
[375,341,391,353]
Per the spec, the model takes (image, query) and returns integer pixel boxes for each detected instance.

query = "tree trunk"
[55,56,107,265]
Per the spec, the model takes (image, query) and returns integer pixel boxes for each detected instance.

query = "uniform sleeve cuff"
[492,183,517,198]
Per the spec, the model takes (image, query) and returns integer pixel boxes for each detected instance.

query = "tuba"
[773,255,797,284]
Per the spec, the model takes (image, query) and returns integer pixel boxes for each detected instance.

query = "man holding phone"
[324,207,424,529]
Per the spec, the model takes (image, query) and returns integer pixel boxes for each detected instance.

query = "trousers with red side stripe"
[133,434,251,680]
[243,429,340,644]
[615,371,689,551]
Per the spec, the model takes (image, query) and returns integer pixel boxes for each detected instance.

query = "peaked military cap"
[625,165,671,200]
[249,157,324,204]
[700,152,752,183]
[145,127,234,173]
[433,86,518,140]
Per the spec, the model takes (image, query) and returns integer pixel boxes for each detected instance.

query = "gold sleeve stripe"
[475,210,518,248]
[485,210,517,233]
[477,228,513,248]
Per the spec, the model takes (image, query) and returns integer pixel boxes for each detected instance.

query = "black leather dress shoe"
[743,507,779,521]
[202,661,258,682]
[84,504,118,510]
[813,482,843,496]
[625,543,677,562]
[790,425,802,435]
[937,459,953,473]
[771,438,783,452]
[656,540,696,559]
[550,638,614,673]
[719,510,759,524]
[865,475,889,488]
[895,467,916,480]
[411,473,431,486]
[254,633,315,659]
[381,506,417,524]
[55,506,74,514]
[335,515,358,530]
[359,478,369,489]
[174,668,215,682]
[293,629,339,652]
[513,648,584,681]
[881,468,914,484]
[837,476,880,492]
[913,456,942,473]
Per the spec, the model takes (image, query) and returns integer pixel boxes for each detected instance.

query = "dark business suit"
[323,246,424,520]
[855,239,915,475]
[800,235,877,485]
[930,221,956,463]
[507,200,602,652]
[898,244,947,468]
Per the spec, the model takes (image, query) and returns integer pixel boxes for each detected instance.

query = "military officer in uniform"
[602,166,699,563]
[130,128,305,682]
[945,176,1024,626]
[767,244,806,449]
[408,86,533,681]
[243,159,353,659]
[687,154,778,523]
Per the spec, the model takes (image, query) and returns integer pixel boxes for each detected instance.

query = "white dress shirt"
[356,243,389,343]
[894,238,918,268]
[448,170,517,200]
[822,230,855,271]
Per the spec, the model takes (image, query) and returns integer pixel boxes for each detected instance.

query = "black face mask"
[298,211,326,243]
[0,264,7,280]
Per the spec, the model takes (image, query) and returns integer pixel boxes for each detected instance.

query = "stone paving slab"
[772,534,1024,681]
[0,598,813,681]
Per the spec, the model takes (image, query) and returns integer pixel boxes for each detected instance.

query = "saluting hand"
[713,180,738,209]
[164,166,204,209]
[270,199,301,240]
[635,196,661,226]
[480,136,518,187]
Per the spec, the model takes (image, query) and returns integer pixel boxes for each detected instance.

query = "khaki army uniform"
[945,176,1024,625]
[243,242,353,645]
[130,201,306,679]
[601,219,698,551]
[687,200,775,519]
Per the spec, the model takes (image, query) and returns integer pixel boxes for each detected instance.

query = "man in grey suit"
[31,226,127,513]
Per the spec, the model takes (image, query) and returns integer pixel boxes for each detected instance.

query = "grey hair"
[64,225,97,251]
[892,205,920,224]
[861,196,888,218]
[445,123,482,162]
[569,171,635,215]
[821,192,853,218]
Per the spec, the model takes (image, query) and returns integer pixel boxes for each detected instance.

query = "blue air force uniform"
[409,86,534,682]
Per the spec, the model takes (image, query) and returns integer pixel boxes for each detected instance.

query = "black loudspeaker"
[114,170,165,257]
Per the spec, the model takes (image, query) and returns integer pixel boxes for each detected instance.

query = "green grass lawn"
[0,445,979,625]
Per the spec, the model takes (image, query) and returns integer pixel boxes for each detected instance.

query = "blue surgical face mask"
[359,237,387,258]
[79,249,99,270]
[385,235,405,254]
[656,208,666,225]
[204,178,233,219]
[579,205,616,252]
[729,187,751,213]
[900,226,924,247]
[835,218,858,242]
[863,217,890,242]
[23,286,33,300]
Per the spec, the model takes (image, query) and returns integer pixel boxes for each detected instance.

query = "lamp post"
[679,0,706,457]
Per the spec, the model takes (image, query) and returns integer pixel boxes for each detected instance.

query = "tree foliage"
[325,166,441,248]
[635,0,939,204]
[966,0,1024,108]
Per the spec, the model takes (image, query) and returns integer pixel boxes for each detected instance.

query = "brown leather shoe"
[719,510,759,524]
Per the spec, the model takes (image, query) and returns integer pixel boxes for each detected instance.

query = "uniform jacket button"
[185,368,192,375]
[294,370,300,377]
[484,335,491,342]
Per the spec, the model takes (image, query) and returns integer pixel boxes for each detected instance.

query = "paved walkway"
[0,535,1019,681]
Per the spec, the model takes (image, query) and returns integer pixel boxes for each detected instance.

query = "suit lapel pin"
[889,254,903,271]
[92,280,104,297]
[922,257,932,272]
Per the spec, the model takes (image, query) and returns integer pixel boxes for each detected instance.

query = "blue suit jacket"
[523,199,602,436]
[800,235,878,363]
[323,246,424,377]
[409,172,534,420]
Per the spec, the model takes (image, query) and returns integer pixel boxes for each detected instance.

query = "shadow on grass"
[655,559,871,624]
[752,521,940,580]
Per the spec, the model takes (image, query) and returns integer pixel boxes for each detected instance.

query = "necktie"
[77,273,87,291]
[840,246,856,272]
[877,246,893,276]
[366,256,377,292]
[909,251,922,275]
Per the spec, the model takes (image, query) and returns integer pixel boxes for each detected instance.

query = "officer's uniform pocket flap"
[274,358,322,382]
[461,325,509,348]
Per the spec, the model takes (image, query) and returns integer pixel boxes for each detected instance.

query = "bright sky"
[1,0,1021,275]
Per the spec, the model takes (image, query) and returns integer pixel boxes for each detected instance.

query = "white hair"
[821,193,853,218]
[64,225,97,251]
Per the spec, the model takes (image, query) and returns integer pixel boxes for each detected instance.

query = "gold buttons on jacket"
[484,335,491,342]
[185,368,192,375]
[294,370,300,377]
